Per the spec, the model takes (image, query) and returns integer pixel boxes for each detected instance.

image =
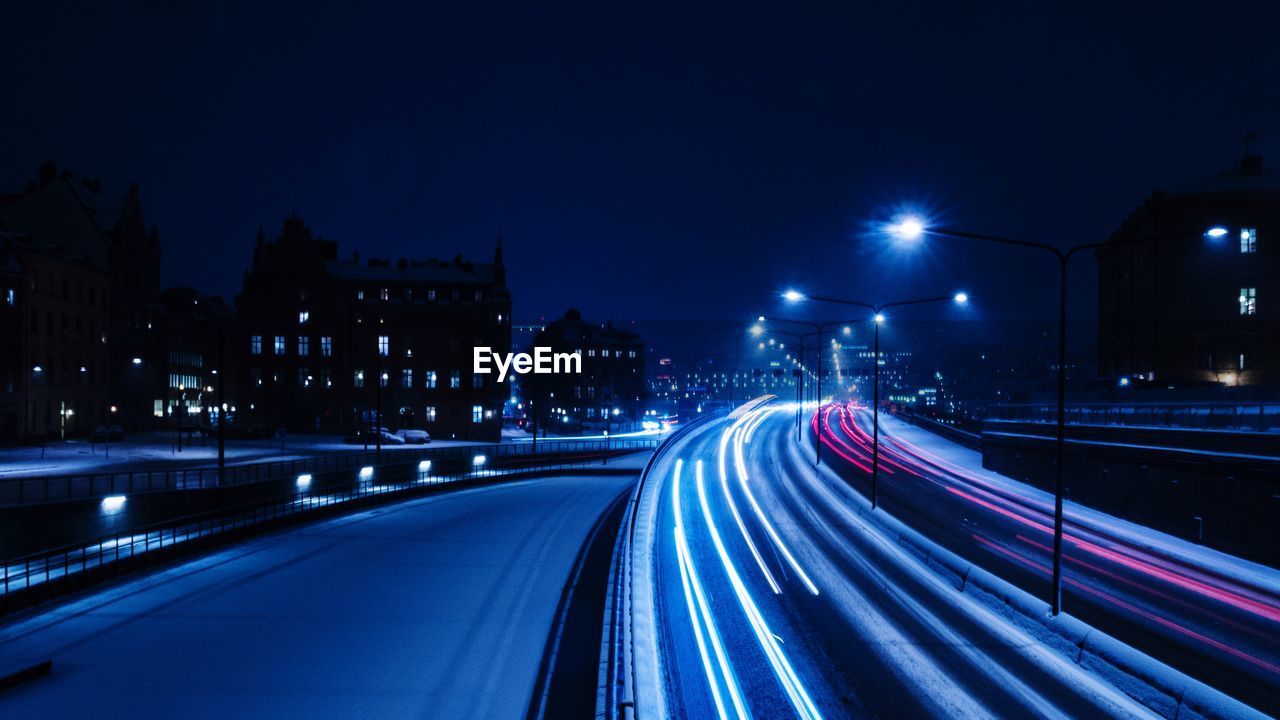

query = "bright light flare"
[418,460,432,472]
[358,466,374,480]
[1205,226,1229,239]
[101,495,126,513]
[782,289,805,302]
[874,313,885,324]
[473,454,487,466]
[887,216,925,241]
[954,292,969,304]
[296,473,312,489]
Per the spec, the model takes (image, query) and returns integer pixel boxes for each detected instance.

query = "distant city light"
[842,326,851,335]
[296,473,312,489]
[32,365,42,373]
[782,289,805,302]
[131,357,143,365]
[750,324,764,336]
[101,495,126,513]
[954,292,969,304]
[1118,377,1130,387]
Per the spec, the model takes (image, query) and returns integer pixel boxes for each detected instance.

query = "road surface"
[0,472,635,719]
[817,402,1280,715]
[644,403,1273,718]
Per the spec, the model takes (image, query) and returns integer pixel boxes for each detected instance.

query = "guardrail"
[599,409,732,720]
[0,438,656,507]
[0,440,657,616]
[986,401,1280,432]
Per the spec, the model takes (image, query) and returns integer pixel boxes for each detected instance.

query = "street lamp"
[891,214,1219,617]
[792,292,969,504]
[758,313,861,463]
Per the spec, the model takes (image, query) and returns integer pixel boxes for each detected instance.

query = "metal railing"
[0,438,658,507]
[986,401,1280,433]
[1,440,658,615]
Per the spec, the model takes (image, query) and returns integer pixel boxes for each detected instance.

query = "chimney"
[1241,155,1264,176]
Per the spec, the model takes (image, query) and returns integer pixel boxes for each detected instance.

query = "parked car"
[398,428,430,444]
[91,425,125,442]
[343,427,405,445]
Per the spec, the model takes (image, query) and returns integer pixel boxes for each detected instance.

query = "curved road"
[817,402,1280,715]
[646,403,1272,719]
[0,473,634,719]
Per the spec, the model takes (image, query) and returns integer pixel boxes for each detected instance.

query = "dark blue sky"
[4,2,1277,327]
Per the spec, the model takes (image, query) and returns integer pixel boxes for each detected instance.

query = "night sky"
[4,2,1278,329]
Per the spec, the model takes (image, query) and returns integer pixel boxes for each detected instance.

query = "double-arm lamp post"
[784,290,968,505]
[884,216,1221,616]
[749,324,816,442]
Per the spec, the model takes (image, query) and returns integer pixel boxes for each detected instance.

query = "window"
[425,371,438,388]
[298,310,310,325]
[587,386,596,399]
[472,373,483,389]
[588,348,596,357]
[299,369,310,387]
[274,336,286,355]
[629,350,637,359]
[378,335,389,356]
[451,289,460,302]
[404,288,413,301]
[251,368,262,386]
[354,370,365,388]
[321,337,332,357]
[1240,352,1247,370]
[428,289,437,302]
[357,289,365,301]
[1240,287,1257,315]
[402,368,413,388]
[4,288,13,305]
[298,336,309,356]
[321,368,332,389]
[574,385,582,399]
[380,287,390,301]
[1241,228,1257,254]
[250,335,262,355]
[472,405,483,423]
[474,290,483,302]
[450,370,461,389]
[380,371,389,388]
[425,405,437,423]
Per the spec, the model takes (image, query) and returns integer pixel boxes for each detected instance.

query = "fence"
[1,439,658,615]
[0,438,658,507]
[985,402,1280,433]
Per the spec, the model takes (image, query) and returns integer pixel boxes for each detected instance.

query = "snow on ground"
[878,412,1280,595]
[0,471,637,720]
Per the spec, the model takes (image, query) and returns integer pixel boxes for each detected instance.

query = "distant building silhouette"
[1097,155,1279,388]
[0,163,162,439]
[530,309,644,431]
[234,215,511,440]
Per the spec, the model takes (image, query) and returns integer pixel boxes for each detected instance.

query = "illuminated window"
[428,289,436,302]
[274,336,286,355]
[379,371,389,388]
[471,405,483,423]
[354,370,365,388]
[402,368,413,388]
[472,373,483,389]
[356,289,365,301]
[4,288,13,305]
[425,405,437,423]
[298,310,310,325]
[321,337,332,357]
[450,370,461,389]
[378,335,389,356]
[298,336,309,356]
[588,348,596,357]
[474,290,482,302]
[1241,228,1257,254]
[1240,287,1257,315]
[629,350,637,358]
[251,368,262,386]
[380,287,389,301]
[425,370,437,388]
[321,368,331,388]
[298,369,310,387]
[250,335,262,355]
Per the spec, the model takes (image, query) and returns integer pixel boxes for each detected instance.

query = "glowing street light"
[782,289,806,302]
[1205,226,1229,238]
[954,292,969,304]
[887,215,926,242]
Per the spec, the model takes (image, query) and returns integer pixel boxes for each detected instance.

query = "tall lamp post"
[755,312,861,464]
[885,215,1219,616]
[749,324,814,441]
[785,291,969,506]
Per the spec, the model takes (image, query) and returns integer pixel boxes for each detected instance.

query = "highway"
[0,472,635,719]
[645,402,1276,719]
[818,402,1280,715]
